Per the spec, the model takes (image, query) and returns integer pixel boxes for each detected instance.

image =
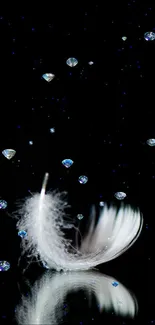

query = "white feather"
[15,174,143,271]
[16,271,138,324]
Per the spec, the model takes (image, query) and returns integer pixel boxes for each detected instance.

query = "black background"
[0,3,153,324]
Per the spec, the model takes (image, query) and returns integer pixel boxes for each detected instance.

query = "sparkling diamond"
[112,281,119,287]
[99,201,105,207]
[146,138,155,146]
[122,36,127,41]
[2,149,16,160]
[62,159,74,168]
[114,192,126,200]
[29,141,33,145]
[42,73,55,82]
[18,230,27,238]
[50,127,55,133]
[66,57,78,67]
[78,175,88,184]
[144,32,155,41]
[77,214,84,220]
[0,261,10,271]
[0,200,7,209]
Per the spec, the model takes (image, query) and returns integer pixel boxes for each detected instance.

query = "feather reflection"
[16,270,138,324]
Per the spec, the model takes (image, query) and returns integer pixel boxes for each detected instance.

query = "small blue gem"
[78,175,88,184]
[62,159,74,168]
[18,230,27,238]
[144,31,155,41]
[112,281,119,287]
[0,261,10,271]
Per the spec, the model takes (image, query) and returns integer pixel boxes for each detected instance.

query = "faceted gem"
[99,201,105,207]
[0,200,7,209]
[122,36,127,41]
[50,127,55,133]
[77,214,84,220]
[144,32,155,41]
[66,57,78,67]
[42,73,55,82]
[18,230,27,238]
[114,192,126,200]
[78,175,88,184]
[0,261,10,271]
[29,141,33,145]
[62,159,74,168]
[112,281,119,287]
[2,149,16,160]
[146,138,155,146]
